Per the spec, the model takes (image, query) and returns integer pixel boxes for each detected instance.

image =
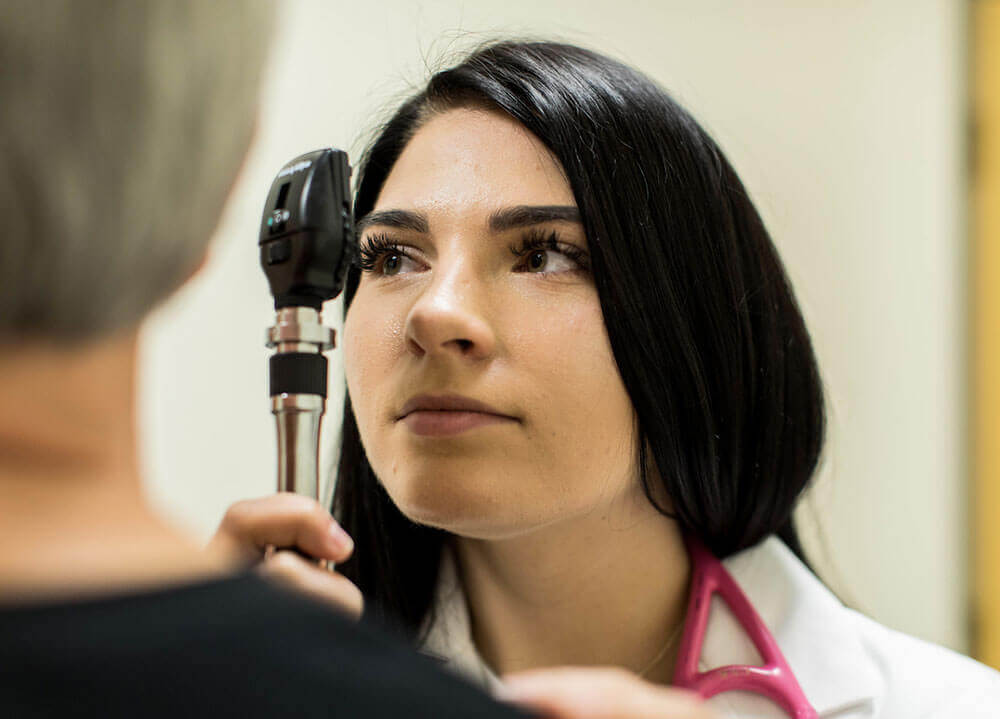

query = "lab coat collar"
[703,538,881,717]
[419,537,882,718]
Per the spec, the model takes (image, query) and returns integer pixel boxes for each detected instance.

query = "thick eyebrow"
[356,209,429,234]
[488,205,581,232]
[355,205,582,235]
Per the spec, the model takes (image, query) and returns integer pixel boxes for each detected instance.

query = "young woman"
[215,41,1000,718]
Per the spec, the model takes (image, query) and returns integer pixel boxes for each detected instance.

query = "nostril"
[404,306,494,359]
[406,337,425,356]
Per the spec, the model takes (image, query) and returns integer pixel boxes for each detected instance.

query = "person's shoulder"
[844,609,1000,718]
[0,572,526,719]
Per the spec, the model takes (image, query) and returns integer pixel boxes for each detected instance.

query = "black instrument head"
[259,149,354,309]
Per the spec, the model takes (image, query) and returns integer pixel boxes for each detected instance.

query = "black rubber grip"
[269,353,328,397]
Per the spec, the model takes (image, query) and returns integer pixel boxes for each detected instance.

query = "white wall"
[139,0,968,651]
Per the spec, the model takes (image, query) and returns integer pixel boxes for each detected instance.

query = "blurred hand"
[497,667,717,719]
[209,493,363,620]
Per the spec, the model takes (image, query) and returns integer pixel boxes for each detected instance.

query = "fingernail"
[329,522,354,553]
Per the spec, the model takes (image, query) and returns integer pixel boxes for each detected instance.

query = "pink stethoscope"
[672,534,818,719]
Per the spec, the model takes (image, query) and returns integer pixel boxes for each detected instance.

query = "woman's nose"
[403,266,496,361]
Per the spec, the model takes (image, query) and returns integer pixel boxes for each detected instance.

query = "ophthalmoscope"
[258,149,354,504]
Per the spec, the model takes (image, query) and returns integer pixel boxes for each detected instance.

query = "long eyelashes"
[355,229,591,275]
[355,233,407,273]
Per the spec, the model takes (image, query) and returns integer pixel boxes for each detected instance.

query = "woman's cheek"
[547,302,633,445]
[344,299,410,453]
[342,310,363,398]
[541,298,611,381]
[342,306,381,430]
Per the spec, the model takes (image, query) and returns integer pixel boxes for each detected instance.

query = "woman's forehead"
[373,107,574,216]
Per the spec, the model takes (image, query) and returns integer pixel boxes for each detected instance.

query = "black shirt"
[0,572,529,718]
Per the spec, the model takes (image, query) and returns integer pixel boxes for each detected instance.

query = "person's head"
[334,40,824,636]
[0,0,271,348]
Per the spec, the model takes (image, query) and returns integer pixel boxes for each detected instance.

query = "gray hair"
[0,0,272,344]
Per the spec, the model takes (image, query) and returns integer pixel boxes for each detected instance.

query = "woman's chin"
[385,483,537,540]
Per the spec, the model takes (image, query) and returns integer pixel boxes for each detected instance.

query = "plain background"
[139,0,969,653]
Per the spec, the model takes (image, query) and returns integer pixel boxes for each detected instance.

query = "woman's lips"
[396,394,518,437]
[401,410,515,437]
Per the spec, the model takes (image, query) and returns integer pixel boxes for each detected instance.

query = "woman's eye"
[521,248,578,274]
[357,237,422,276]
[382,252,415,276]
[511,230,590,275]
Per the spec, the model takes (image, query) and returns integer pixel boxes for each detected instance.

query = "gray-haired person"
[0,3,527,717]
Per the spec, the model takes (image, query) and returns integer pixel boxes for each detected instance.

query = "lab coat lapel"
[704,538,882,717]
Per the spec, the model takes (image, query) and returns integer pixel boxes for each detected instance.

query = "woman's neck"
[452,484,691,686]
[0,332,235,600]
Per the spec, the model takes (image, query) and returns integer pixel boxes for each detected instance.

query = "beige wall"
[140,0,969,651]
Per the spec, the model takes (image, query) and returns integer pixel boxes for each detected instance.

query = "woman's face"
[343,108,637,539]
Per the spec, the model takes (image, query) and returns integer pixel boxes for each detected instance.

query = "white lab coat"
[419,537,1000,718]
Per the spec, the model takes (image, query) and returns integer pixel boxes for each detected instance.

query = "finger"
[498,668,715,719]
[213,493,354,563]
[258,550,364,620]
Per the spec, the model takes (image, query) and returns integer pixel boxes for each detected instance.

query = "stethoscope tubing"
[672,534,819,719]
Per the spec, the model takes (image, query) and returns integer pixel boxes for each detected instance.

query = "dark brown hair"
[334,41,825,640]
